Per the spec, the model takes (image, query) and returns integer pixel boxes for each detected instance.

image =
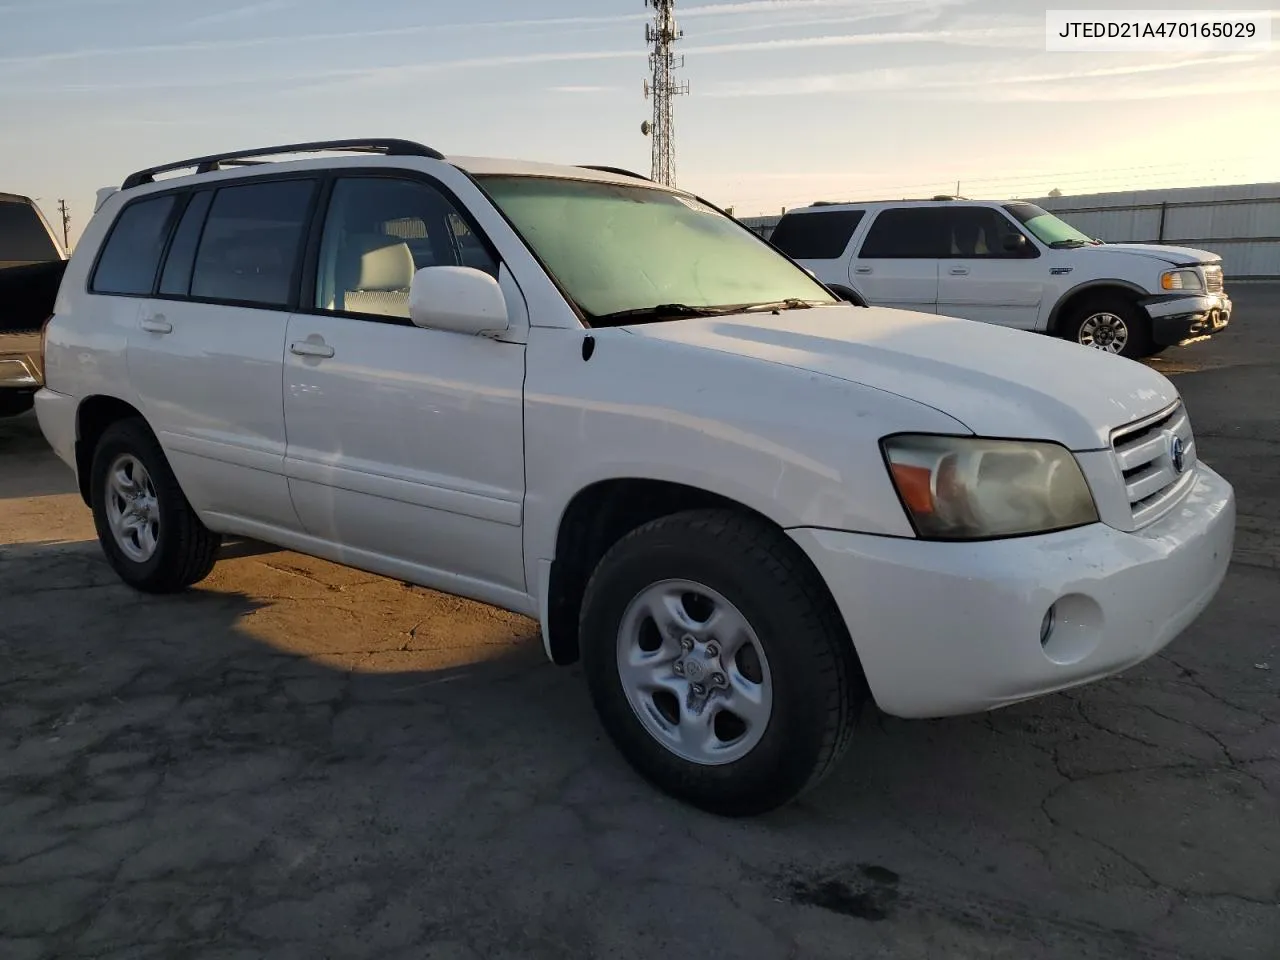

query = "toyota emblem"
[1169,434,1186,474]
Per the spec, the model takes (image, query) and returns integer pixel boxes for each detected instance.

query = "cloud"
[0,0,973,68]
[181,0,299,28]
[549,85,619,94]
[705,52,1268,100]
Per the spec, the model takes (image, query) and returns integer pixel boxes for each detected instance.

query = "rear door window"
[159,190,214,296]
[189,179,316,307]
[858,208,949,259]
[90,195,178,295]
[770,210,865,260]
[0,200,61,264]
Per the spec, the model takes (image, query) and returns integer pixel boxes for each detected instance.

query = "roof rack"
[121,138,445,189]
[810,195,971,206]
[578,165,654,182]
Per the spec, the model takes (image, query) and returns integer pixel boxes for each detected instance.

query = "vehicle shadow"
[0,410,78,501]
[2,538,1274,959]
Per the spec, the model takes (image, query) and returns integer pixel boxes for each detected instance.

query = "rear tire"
[1062,296,1153,359]
[579,509,864,816]
[90,418,220,593]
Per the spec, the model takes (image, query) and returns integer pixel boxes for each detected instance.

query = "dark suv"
[1,192,67,417]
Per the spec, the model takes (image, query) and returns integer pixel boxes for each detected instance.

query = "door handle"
[290,340,335,359]
[949,267,970,276]
[140,315,172,334]
[854,266,873,275]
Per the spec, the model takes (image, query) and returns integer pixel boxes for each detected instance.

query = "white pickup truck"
[768,198,1231,359]
[36,140,1235,814]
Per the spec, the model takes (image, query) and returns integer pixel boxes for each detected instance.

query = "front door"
[937,207,1045,329]
[282,174,528,599]
[125,178,318,531]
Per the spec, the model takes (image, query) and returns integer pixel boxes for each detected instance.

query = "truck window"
[770,210,865,260]
[858,208,950,259]
[0,199,61,265]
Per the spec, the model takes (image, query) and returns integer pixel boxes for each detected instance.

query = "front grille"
[1203,265,1224,293]
[1110,401,1197,527]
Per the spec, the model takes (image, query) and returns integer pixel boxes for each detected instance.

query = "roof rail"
[578,164,654,182]
[808,195,973,206]
[121,138,446,189]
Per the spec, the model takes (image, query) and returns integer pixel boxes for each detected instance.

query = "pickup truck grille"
[1110,401,1197,527]
[1203,265,1224,293]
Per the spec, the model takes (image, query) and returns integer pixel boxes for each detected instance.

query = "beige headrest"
[356,240,415,291]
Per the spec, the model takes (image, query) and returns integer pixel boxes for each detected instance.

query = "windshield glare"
[478,176,836,319]
[1002,202,1094,246]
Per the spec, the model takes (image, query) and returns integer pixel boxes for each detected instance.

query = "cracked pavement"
[1,287,1278,959]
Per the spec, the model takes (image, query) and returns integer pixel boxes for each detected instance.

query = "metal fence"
[739,182,1280,280]
[1036,183,1280,280]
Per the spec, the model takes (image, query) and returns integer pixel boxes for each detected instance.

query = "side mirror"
[1002,233,1029,253]
[409,266,509,336]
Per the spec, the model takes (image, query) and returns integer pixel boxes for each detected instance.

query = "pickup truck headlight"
[1161,269,1203,292]
[883,435,1098,540]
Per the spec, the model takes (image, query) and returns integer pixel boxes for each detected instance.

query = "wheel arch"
[826,284,868,307]
[541,477,854,671]
[74,394,149,506]
[1048,280,1148,336]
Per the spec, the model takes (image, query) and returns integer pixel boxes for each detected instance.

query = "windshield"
[1003,202,1096,247]
[478,176,836,321]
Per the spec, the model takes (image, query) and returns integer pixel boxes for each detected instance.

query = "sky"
[2,0,1278,245]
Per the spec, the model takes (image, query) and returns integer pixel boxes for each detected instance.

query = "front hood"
[625,305,1177,450]
[1088,242,1220,266]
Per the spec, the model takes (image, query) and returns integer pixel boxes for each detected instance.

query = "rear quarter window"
[770,210,865,260]
[90,195,179,295]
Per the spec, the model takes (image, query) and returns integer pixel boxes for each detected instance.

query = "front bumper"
[790,465,1235,719]
[1141,292,1231,346]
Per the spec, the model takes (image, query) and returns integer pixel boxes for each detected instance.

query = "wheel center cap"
[683,659,706,682]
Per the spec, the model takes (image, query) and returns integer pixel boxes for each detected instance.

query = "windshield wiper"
[589,303,736,326]
[1048,239,1090,249]
[739,299,824,313]
[590,298,828,327]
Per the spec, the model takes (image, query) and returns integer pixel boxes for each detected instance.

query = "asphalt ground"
[1,287,1277,959]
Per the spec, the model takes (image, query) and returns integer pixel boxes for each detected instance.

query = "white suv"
[769,198,1232,359]
[37,140,1235,815]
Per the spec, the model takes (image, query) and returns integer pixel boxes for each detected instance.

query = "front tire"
[90,418,221,593]
[1063,297,1153,359]
[579,509,864,816]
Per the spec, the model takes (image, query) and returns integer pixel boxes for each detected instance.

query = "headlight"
[1161,269,1203,292]
[883,435,1098,540]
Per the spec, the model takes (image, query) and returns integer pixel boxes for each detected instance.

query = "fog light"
[1040,605,1056,647]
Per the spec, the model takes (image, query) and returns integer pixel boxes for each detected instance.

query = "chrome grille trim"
[1110,400,1197,527]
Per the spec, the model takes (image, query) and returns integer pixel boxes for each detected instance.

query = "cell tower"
[641,0,689,186]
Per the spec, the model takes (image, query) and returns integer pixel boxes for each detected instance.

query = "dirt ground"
[2,289,1278,959]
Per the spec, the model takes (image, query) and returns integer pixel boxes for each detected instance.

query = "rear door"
[126,177,318,532]
[850,208,945,313]
[936,206,1044,328]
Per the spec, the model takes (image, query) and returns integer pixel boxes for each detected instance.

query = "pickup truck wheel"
[1064,298,1153,359]
[579,509,863,816]
[90,418,220,593]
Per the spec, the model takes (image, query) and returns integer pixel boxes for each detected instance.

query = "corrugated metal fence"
[1036,182,1280,280]
[739,181,1280,280]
